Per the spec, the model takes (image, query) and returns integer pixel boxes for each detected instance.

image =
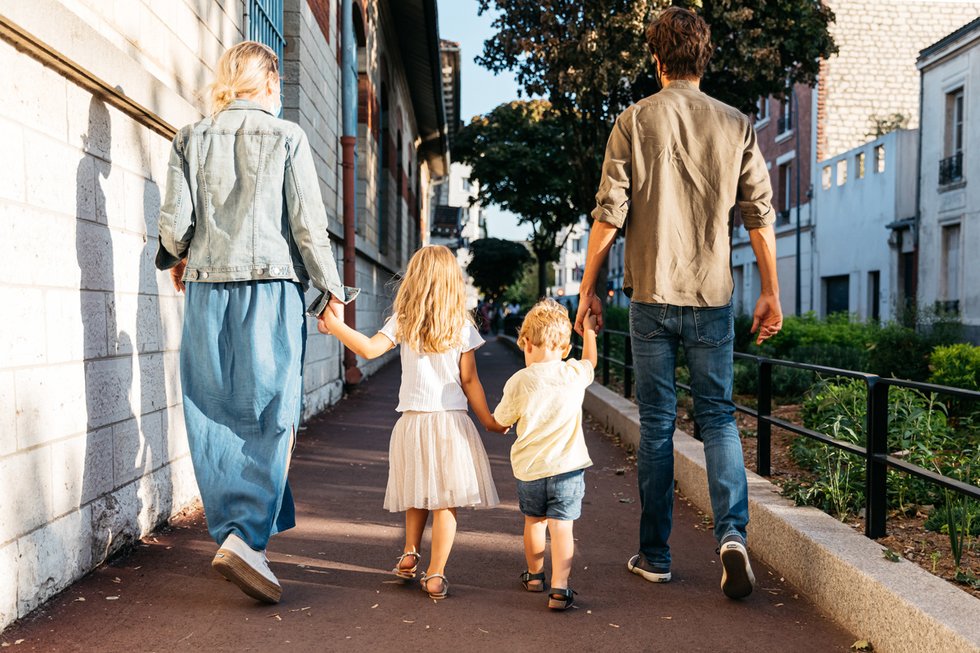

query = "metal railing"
[581,329,980,540]
[939,152,963,185]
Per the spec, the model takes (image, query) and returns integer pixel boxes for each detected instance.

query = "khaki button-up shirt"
[593,80,774,307]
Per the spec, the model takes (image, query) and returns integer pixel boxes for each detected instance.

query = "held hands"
[751,292,783,345]
[582,309,597,334]
[170,259,187,293]
[574,292,603,335]
[316,296,345,335]
[484,417,511,435]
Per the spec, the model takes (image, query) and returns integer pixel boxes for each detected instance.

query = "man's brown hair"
[645,7,713,80]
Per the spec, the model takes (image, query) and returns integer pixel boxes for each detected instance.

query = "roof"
[389,0,449,176]
[918,16,980,63]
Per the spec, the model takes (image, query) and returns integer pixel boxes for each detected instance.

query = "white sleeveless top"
[379,316,485,412]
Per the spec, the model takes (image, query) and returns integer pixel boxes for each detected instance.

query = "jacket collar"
[225,98,274,115]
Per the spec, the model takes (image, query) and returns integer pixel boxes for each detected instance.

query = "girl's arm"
[318,311,394,360]
[460,350,508,433]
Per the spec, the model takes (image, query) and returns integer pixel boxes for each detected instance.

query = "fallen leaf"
[478,628,489,634]
[618,498,635,504]
[112,577,122,584]
[15,640,24,645]
[609,624,620,628]
[661,616,672,620]
[775,603,784,607]
[882,549,901,563]
[73,597,86,602]
[371,604,379,609]
[851,640,874,652]
[105,596,119,601]
[403,620,415,624]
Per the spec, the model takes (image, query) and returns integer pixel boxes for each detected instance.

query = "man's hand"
[751,293,783,345]
[575,292,603,335]
[171,259,187,293]
[484,417,511,434]
[317,296,345,335]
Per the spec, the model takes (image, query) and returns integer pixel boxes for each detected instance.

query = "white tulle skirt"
[384,410,500,512]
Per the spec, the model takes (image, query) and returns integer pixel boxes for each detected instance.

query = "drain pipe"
[340,0,362,384]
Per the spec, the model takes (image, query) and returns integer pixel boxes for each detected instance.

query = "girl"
[319,245,505,599]
[156,41,355,604]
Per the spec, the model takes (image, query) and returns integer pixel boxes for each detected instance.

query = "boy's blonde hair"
[392,245,473,353]
[209,41,279,115]
[517,298,572,350]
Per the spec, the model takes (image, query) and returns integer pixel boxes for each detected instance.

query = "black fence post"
[624,333,633,399]
[602,330,610,386]
[866,378,889,539]
[757,360,772,476]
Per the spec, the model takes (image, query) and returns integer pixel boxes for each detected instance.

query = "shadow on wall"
[75,94,171,570]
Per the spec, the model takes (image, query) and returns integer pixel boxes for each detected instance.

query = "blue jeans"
[629,302,748,568]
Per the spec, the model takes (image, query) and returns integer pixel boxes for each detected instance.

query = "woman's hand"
[171,259,187,293]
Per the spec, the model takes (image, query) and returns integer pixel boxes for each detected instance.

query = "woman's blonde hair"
[209,41,279,115]
[392,245,473,353]
[517,298,572,350]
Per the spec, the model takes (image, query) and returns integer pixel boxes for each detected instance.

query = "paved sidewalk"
[2,339,856,652]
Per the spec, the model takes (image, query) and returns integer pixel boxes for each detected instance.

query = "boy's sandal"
[548,587,577,611]
[520,570,547,592]
[393,551,421,579]
[420,573,449,600]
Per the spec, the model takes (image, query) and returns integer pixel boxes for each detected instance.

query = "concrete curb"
[583,379,980,653]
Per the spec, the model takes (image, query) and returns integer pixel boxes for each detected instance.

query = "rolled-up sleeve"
[591,109,633,228]
[737,119,775,230]
[283,126,360,317]
[155,129,195,270]
[493,376,523,428]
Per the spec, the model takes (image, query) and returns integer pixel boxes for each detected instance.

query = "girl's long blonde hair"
[209,41,279,115]
[393,245,473,353]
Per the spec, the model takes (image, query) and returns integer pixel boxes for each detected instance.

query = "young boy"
[493,298,597,611]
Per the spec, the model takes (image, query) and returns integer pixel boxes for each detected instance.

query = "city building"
[812,129,919,320]
[917,17,980,342]
[0,0,447,630]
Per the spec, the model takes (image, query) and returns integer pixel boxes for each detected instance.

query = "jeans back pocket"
[693,304,734,346]
[630,302,668,340]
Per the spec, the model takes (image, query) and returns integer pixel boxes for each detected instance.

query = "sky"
[437,1,532,241]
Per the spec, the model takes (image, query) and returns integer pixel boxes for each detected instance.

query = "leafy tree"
[476,0,837,294]
[454,101,580,297]
[466,237,534,302]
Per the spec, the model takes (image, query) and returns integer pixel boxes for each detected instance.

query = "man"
[574,7,782,600]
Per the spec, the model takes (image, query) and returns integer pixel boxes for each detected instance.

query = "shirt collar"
[665,79,700,91]
[225,98,274,115]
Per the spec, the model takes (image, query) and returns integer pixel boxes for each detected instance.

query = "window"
[822,165,833,190]
[824,275,850,316]
[777,162,792,223]
[248,0,285,72]
[756,97,769,123]
[941,88,965,185]
[856,152,866,179]
[837,159,848,186]
[874,145,886,173]
[778,97,793,134]
[941,223,961,310]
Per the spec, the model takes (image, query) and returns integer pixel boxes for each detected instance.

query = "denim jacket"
[155,99,358,316]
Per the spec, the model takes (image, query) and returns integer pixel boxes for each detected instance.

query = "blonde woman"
[156,41,356,604]
[319,246,505,600]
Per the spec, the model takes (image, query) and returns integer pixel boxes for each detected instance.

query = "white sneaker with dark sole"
[627,554,671,583]
[212,533,282,604]
[719,539,755,599]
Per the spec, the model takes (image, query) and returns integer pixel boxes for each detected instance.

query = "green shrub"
[930,344,980,392]
[604,305,629,332]
[866,324,934,381]
[925,500,980,536]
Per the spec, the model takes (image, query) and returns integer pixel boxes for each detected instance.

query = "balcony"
[939,152,963,185]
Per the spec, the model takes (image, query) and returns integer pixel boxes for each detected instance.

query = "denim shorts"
[516,469,586,520]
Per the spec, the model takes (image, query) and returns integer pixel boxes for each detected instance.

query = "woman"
[156,41,356,604]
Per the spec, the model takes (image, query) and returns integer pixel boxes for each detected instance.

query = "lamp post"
[793,85,802,317]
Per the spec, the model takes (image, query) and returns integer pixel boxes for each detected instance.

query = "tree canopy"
[466,237,534,302]
[454,100,580,297]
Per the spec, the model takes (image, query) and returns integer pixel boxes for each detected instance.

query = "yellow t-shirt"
[493,359,594,482]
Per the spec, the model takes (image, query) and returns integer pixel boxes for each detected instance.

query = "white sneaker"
[719,536,755,599]
[212,533,282,603]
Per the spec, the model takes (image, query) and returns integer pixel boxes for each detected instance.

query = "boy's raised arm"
[580,310,598,369]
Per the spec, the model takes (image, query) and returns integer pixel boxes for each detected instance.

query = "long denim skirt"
[180,280,306,550]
